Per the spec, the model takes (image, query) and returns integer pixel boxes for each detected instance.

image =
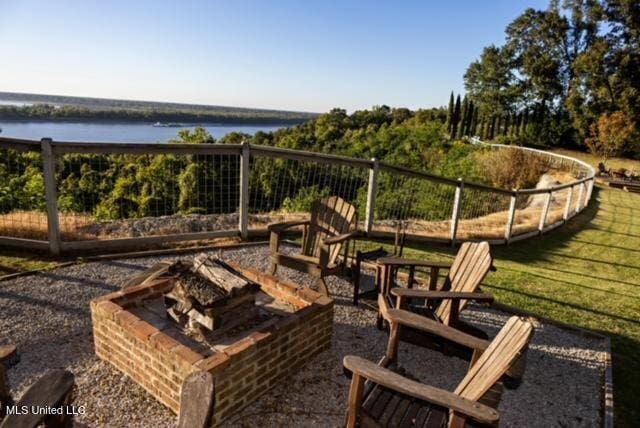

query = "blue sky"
[0,0,549,112]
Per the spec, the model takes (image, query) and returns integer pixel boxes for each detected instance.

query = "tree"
[446,91,455,133]
[464,0,612,147]
[585,111,636,162]
[464,45,518,115]
[451,95,461,139]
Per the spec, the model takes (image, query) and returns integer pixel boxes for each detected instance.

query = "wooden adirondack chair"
[0,360,214,428]
[177,371,215,428]
[0,369,75,428]
[269,196,359,296]
[377,242,495,349]
[343,314,534,428]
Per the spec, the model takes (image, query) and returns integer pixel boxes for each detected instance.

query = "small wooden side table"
[351,247,390,305]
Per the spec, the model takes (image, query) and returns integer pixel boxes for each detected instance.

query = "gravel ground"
[0,244,606,427]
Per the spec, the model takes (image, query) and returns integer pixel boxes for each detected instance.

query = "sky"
[0,0,550,113]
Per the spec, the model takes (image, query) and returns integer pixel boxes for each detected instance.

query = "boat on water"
[152,122,183,128]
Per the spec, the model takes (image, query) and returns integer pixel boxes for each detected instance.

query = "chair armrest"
[376,256,452,269]
[343,356,500,425]
[392,289,494,303]
[322,230,361,246]
[268,219,310,233]
[1,370,75,428]
[386,308,490,351]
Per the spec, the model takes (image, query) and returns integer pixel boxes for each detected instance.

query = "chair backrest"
[454,316,534,402]
[177,371,215,428]
[435,241,493,324]
[302,196,356,265]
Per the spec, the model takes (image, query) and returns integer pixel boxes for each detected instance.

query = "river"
[0,120,290,143]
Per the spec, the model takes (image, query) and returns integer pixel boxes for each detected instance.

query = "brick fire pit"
[90,260,333,426]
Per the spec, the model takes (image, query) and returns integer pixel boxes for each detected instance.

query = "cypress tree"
[458,95,470,137]
[465,101,474,136]
[470,105,478,137]
[451,95,461,139]
[446,91,454,134]
[521,109,529,134]
[509,114,515,136]
[489,116,497,140]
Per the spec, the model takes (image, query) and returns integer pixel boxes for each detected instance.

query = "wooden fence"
[0,137,595,255]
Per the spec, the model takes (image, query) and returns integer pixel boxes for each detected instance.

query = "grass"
[0,248,56,276]
[0,210,97,241]
[551,148,640,171]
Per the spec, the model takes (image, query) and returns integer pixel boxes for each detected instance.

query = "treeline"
[461,0,640,158]
[445,92,552,143]
[0,103,315,125]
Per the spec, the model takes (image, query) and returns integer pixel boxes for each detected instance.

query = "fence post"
[575,181,585,213]
[563,185,574,221]
[504,190,517,243]
[41,138,61,255]
[239,142,250,240]
[584,179,594,207]
[538,190,552,234]
[364,158,379,234]
[450,179,463,246]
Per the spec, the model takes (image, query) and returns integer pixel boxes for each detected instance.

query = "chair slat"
[304,196,356,263]
[435,242,492,324]
[424,406,448,428]
[379,394,402,425]
[399,401,422,428]
[454,317,533,401]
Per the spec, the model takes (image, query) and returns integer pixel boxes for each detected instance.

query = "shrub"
[281,185,331,212]
[585,111,636,162]
[474,147,549,189]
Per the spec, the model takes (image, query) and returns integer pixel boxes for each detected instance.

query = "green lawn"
[362,184,639,427]
[551,148,640,171]
[0,249,56,276]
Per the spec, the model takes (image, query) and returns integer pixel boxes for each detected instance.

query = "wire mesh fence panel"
[544,187,571,228]
[55,152,240,241]
[372,170,456,240]
[511,192,542,237]
[456,186,511,240]
[569,183,585,216]
[0,147,48,240]
[0,139,599,251]
[247,155,369,230]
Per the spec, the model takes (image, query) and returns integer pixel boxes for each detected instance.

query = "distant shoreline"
[0,117,302,126]
[0,92,318,126]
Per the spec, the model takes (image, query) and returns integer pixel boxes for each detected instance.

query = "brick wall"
[90,263,333,426]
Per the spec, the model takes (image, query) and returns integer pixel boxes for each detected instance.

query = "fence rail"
[0,136,596,255]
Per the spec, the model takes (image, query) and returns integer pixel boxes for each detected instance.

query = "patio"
[0,243,607,427]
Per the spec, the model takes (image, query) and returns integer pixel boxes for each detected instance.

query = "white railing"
[0,136,596,255]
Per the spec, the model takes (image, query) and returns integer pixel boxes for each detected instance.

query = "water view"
[0,120,289,143]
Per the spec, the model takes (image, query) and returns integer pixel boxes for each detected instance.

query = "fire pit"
[90,255,333,426]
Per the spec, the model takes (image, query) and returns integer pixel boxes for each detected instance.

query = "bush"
[281,185,331,212]
[585,111,636,162]
[474,147,549,189]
